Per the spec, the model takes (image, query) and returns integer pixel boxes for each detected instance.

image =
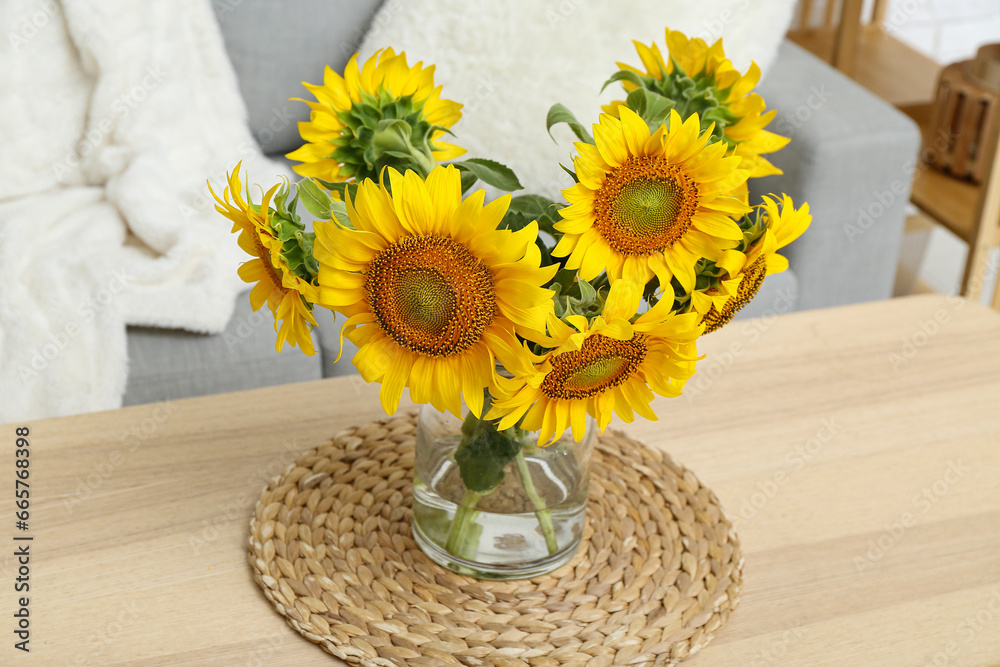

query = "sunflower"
[488,281,702,445]
[606,28,789,178]
[287,48,464,184]
[313,165,556,417]
[699,194,811,333]
[553,107,750,292]
[209,165,319,355]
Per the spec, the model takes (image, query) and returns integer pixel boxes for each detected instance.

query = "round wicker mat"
[248,413,743,667]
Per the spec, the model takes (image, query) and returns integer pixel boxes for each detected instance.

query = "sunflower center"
[391,268,456,338]
[366,235,496,356]
[541,334,648,400]
[593,156,699,256]
[611,179,683,236]
[702,256,767,334]
[250,231,287,294]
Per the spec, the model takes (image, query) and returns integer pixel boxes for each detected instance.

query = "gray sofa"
[123,2,920,406]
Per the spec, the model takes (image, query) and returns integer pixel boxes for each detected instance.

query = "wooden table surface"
[3,294,1000,666]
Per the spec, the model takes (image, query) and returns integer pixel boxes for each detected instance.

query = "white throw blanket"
[360,0,797,201]
[0,0,289,422]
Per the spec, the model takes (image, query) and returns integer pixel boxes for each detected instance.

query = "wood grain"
[832,0,864,76]
[3,294,1000,665]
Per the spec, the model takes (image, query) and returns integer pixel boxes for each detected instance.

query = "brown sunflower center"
[250,231,287,294]
[701,256,767,334]
[541,334,648,400]
[593,156,699,256]
[365,235,496,356]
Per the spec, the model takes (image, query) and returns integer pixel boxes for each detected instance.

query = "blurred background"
[791,0,1000,301]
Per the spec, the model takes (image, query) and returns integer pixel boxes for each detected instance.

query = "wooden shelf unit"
[787,24,941,107]
[788,1,1000,306]
[900,102,982,242]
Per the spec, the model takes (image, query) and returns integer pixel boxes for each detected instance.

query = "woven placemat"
[248,413,743,667]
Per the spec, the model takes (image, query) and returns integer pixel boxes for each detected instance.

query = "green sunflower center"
[366,235,496,356]
[701,256,767,334]
[565,357,629,392]
[392,268,456,339]
[594,156,699,256]
[541,334,648,400]
[610,178,684,237]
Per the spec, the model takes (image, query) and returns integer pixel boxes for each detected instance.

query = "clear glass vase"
[411,403,596,580]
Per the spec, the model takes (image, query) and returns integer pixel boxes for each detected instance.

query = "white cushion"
[359,0,798,200]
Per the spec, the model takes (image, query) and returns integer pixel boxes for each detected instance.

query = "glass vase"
[411,403,596,580]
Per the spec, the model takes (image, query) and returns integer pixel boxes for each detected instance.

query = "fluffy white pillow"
[359,0,797,200]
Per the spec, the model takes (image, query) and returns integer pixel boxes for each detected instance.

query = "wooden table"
[4,294,1000,665]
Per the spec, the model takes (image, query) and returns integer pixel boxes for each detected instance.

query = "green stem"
[514,449,558,555]
[409,147,437,178]
[445,489,483,558]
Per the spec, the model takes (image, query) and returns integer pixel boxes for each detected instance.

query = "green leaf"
[382,149,417,161]
[551,283,567,318]
[272,187,289,213]
[299,233,320,276]
[317,180,360,204]
[329,200,352,227]
[453,414,524,494]
[427,123,456,138]
[559,163,579,183]
[545,103,594,144]
[452,158,523,192]
[317,179,346,194]
[509,194,563,237]
[500,208,535,232]
[625,88,648,117]
[276,232,317,283]
[508,194,555,219]
[553,268,577,293]
[296,178,335,220]
[271,178,300,224]
[625,88,676,128]
[459,168,478,194]
[577,278,597,307]
[600,69,648,94]
[535,236,554,269]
